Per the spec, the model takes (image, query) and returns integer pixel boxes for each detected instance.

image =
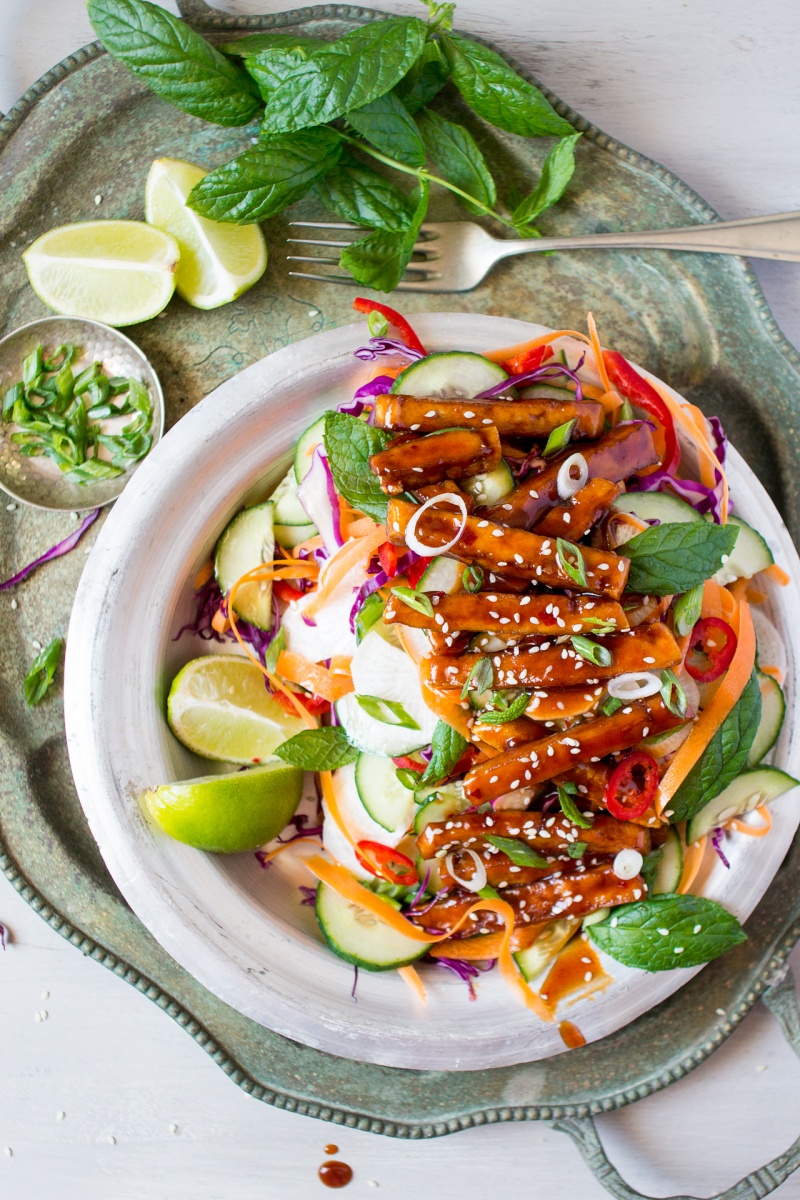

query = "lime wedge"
[145,158,267,309]
[144,760,303,853]
[167,655,307,764]
[22,220,179,327]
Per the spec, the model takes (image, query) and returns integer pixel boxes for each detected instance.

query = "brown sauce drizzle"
[319,1161,353,1188]
[539,934,613,1016]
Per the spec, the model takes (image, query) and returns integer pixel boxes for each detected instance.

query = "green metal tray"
[1,4,799,1196]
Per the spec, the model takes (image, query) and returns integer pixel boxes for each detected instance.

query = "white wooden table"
[1,3,799,1198]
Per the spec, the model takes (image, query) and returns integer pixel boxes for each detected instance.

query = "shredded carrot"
[374,366,400,381]
[762,563,791,586]
[677,835,707,891]
[344,516,379,539]
[483,329,590,365]
[304,855,552,1021]
[302,525,387,619]
[291,534,325,557]
[657,599,755,811]
[329,655,353,674]
[256,836,323,865]
[430,923,547,959]
[746,582,767,605]
[319,770,356,846]
[702,579,737,623]
[685,405,720,490]
[397,965,428,1003]
[760,664,783,684]
[276,650,354,702]
[211,608,230,634]
[646,380,729,523]
[729,805,773,836]
[586,312,613,396]
[194,559,214,589]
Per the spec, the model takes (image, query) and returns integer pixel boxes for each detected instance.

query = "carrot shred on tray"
[303,855,552,1021]
[762,563,791,586]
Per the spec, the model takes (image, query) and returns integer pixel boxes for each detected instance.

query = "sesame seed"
[424,410,437,417]
[563,513,571,524]
[410,423,420,431]
[482,418,493,424]
[693,924,702,934]
[463,410,475,418]
[492,528,504,537]
[584,971,593,982]
[674,947,684,954]
[478,520,489,528]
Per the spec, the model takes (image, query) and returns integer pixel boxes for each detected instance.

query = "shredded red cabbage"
[351,965,359,1002]
[0,508,99,591]
[708,415,728,465]
[407,887,448,918]
[338,374,396,418]
[354,338,424,362]
[298,885,318,906]
[407,866,431,909]
[435,956,496,1000]
[476,357,586,401]
[711,827,731,869]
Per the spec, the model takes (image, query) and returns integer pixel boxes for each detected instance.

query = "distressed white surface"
[2,0,800,1196]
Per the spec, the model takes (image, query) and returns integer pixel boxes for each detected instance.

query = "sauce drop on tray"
[319,1160,353,1188]
[324,1144,339,1156]
[559,1020,586,1049]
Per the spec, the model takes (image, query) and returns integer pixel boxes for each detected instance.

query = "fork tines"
[285,221,442,288]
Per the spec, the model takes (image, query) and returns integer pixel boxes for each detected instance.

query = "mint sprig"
[587,894,747,971]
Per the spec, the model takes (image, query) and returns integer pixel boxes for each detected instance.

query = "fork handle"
[495,210,800,262]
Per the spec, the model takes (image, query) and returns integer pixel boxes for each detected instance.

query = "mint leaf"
[625,521,740,595]
[486,835,550,868]
[440,32,573,138]
[340,179,429,292]
[24,637,62,705]
[416,108,496,216]
[348,92,426,167]
[512,133,581,232]
[255,18,428,134]
[188,128,342,222]
[668,670,762,823]
[87,0,261,127]
[394,40,449,113]
[274,726,358,770]
[587,894,747,971]
[322,412,390,521]
[219,33,324,57]
[476,691,531,724]
[421,720,469,785]
[315,158,413,232]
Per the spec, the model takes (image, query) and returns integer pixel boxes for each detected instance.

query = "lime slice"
[144,760,304,853]
[22,220,179,327]
[145,158,267,309]
[167,655,307,764]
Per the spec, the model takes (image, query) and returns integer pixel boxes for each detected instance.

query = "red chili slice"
[603,751,660,821]
[353,298,427,357]
[378,542,400,578]
[603,349,680,474]
[355,840,418,887]
[685,616,738,682]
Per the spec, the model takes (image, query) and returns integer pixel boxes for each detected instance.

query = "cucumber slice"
[613,491,702,524]
[315,882,430,971]
[274,521,316,549]
[715,515,774,584]
[355,753,417,834]
[417,556,463,594]
[651,827,683,895]
[518,384,575,401]
[271,466,311,526]
[462,459,515,507]
[514,917,581,982]
[336,692,430,757]
[748,670,786,765]
[413,784,468,835]
[686,766,799,844]
[582,908,611,929]
[214,501,275,630]
[390,351,508,399]
[293,415,326,483]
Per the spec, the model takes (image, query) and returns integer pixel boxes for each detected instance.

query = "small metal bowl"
[0,316,165,511]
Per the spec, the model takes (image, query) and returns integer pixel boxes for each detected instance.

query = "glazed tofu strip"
[416,809,650,860]
[532,478,624,539]
[409,863,647,935]
[383,591,629,636]
[373,393,604,439]
[387,499,630,598]
[463,696,683,802]
[369,426,501,495]
[412,480,475,510]
[525,687,605,720]
[424,623,680,691]
[481,422,659,528]
[437,847,610,890]
[477,717,548,751]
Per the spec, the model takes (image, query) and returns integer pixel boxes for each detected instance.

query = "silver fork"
[286,211,800,292]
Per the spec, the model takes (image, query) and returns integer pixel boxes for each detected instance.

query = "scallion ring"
[444,848,487,893]
[556,452,588,501]
[405,493,468,558]
[606,671,662,701]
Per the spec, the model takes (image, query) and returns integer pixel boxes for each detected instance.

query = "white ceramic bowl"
[64,314,800,1070]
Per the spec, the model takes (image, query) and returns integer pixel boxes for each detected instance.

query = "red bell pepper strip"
[355,840,419,887]
[271,688,330,717]
[603,349,680,474]
[501,344,553,376]
[405,556,431,589]
[603,751,660,821]
[378,542,400,578]
[273,580,306,604]
[685,616,738,682]
[353,297,427,357]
